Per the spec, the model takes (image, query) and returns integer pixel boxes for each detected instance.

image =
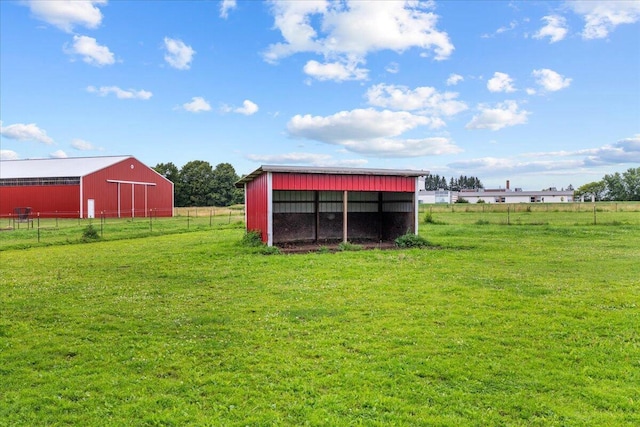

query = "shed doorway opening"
[272,190,414,244]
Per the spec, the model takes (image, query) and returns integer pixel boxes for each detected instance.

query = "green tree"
[575,181,606,201]
[153,162,180,182]
[178,160,215,207]
[622,167,640,201]
[210,162,243,206]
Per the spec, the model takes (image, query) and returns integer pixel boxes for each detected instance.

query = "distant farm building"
[0,156,174,219]
[236,165,427,246]
[418,179,574,204]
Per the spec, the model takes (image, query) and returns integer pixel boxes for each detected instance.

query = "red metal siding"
[83,157,174,218]
[0,185,80,218]
[271,173,416,192]
[245,172,269,242]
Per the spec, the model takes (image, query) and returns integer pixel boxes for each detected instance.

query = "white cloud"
[287,108,461,157]
[25,0,106,32]
[385,62,400,74]
[265,1,453,81]
[487,72,516,93]
[446,73,464,86]
[0,150,19,160]
[303,59,369,81]
[164,37,195,70]
[582,134,640,165]
[526,88,537,95]
[49,150,68,158]
[481,20,517,38]
[235,100,259,115]
[533,15,568,43]
[465,101,530,131]
[182,97,211,113]
[0,122,54,144]
[365,84,467,117]
[246,152,369,167]
[532,69,572,92]
[87,85,152,100]
[570,1,640,39]
[220,0,237,19]
[65,35,115,66]
[71,139,99,151]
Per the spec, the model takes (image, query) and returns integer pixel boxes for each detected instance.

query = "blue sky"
[1,0,639,190]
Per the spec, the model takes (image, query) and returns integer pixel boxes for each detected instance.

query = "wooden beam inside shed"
[343,190,348,243]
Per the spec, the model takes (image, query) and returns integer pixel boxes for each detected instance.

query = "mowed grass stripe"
[1,223,639,425]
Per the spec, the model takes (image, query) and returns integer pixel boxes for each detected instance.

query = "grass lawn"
[1,211,639,425]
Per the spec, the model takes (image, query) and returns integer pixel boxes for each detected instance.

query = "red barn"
[236,165,427,246]
[0,156,173,219]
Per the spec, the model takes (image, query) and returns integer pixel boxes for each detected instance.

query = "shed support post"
[343,190,348,243]
[314,191,320,243]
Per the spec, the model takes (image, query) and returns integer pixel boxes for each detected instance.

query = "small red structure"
[236,165,427,246]
[0,156,174,218]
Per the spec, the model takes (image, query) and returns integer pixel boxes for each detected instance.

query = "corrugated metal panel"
[83,157,174,218]
[272,173,416,192]
[245,172,269,242]
[0,185,80,218]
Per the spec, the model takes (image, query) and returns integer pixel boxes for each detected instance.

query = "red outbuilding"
[0,156,174,219]
[236,165,427,246]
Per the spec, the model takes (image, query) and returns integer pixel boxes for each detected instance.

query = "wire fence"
[0,207,246,250]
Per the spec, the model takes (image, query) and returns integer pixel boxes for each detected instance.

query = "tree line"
[575,167,640,201]
[154,161,244,207]
[423,174,484,191]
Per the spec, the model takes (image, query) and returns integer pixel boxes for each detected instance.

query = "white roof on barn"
[0,156,133,179]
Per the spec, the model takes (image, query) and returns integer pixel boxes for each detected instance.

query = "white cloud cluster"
[220,0,237,19]
[534,15,568,43]
[164,37,195,70]
[287,108,461,157]
[0,122,54,144]
[365,84,467,117]
[448,135,640,179]
[465,101,529,131]
[87,86,152,100]
[446,74,464,86]
[532,69,572,92]
[487,72,516,93]
[246,152,368,168]
[25,0,106,32]
[65,35,115,66]
[49,150,68,158]
[71,139,100,151]
[0,150,19,160]
[221,100,259,115]
[570,1,640,39]
[182,97,211,113]
[265,0,453,81]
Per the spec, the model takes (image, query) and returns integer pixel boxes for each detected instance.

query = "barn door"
[87,199,95,219]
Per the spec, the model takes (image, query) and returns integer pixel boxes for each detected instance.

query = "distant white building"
[418,179,574,204]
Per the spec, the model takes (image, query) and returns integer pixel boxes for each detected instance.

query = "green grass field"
[1,205,639,425]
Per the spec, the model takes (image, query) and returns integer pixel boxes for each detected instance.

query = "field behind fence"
[1,202,639,250]
[0,206,246,250]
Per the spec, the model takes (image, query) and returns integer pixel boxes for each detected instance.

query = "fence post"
[593,205,597,225]
[187,210,190,230]
[37,213,40,243]
[507,206,510,225]
[149,209,153,232]
[210,209,213,227]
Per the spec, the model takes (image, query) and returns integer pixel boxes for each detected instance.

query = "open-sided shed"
[236,165,427,246]
[0,156,174,219]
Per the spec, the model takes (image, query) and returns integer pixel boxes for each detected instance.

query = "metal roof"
[236,165,429,187]
[0,156,133,179]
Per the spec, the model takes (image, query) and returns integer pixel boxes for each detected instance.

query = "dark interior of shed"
[271,190,415,245]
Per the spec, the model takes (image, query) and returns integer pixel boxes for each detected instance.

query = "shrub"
[476,199,486,204]
[338,241,363,251]
[81,224,100,242]
[424,213,435,224]
[259,245,281,255]
[241,230,263,247]
[455,198,469,203]
[395,233,430,248]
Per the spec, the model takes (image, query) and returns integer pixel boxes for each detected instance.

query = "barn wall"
[245,172,269,243]
[0,185,80,218]
[272,173,415,192]
[83,157,174,218]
